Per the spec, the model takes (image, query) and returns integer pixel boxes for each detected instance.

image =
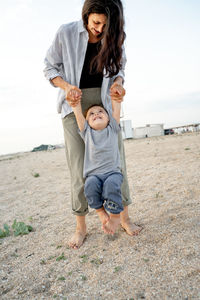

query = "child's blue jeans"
[84,172,123,214]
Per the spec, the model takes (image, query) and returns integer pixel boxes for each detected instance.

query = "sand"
[0,132,199,300]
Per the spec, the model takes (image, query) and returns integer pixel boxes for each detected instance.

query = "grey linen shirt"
[79,114,121,178]
[43,20,126,118]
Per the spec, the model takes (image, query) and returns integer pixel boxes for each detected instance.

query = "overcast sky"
[0,0,200,155]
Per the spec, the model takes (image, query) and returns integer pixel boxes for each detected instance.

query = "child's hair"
[84,104,108,118]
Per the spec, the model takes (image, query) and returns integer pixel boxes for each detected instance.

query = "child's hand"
[65,84,82,107]
[110,82,125,102]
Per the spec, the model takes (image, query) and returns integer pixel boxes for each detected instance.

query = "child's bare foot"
[103,213,120,235]
[96,207,110,227]
[68,229,87,249]
[120,218,143,236]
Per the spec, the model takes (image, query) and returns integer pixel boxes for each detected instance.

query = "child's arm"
[72,102,86,132]
[111,100,121,124]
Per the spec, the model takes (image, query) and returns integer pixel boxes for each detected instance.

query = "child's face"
[86,106,109,130]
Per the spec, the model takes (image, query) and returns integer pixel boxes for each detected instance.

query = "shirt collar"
[78,19,87,33]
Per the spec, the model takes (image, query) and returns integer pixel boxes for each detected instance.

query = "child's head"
[85,104,109,130]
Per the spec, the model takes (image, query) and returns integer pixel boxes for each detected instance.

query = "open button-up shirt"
[43,20,126,118]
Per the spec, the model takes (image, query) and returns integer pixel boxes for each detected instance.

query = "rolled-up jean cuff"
[71,203,131,215]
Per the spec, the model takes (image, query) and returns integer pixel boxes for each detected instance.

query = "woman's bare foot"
[120,206,143,236]
[96,207,110,227]
[103,213,120,235]
[68,230,87,249]
[68,216,87,249]
[120,219,142,236]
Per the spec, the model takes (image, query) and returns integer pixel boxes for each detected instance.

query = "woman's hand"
[51,77,82,107]
[110,81,125,102]
[65,84,82,107]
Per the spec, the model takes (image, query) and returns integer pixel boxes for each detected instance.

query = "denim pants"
[84,172,124,214]
[62,88,131,216]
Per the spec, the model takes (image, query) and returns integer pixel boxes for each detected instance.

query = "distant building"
[120,121,200,140]
[120,120,133,139]
[172,123,200,134]
[133,124,164,139]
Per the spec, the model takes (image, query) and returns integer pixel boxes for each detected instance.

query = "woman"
[44,0,142,249]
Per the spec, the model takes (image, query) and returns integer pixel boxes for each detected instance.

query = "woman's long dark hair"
[82,0,126,78]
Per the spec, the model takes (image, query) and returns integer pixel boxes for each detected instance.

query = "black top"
[79,42,103,89]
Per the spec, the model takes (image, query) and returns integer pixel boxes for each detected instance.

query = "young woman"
[44,0,142,249]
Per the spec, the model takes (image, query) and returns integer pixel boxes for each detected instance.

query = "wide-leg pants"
[62,88,132,216]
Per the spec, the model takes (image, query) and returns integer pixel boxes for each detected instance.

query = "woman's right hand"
[65,84,82,107]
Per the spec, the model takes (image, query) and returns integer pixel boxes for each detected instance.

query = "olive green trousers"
[62,88,131,216]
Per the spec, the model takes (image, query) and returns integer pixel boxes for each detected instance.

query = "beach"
[0,132,199,299]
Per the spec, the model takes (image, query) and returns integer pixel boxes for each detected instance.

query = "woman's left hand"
[110,82,126,102]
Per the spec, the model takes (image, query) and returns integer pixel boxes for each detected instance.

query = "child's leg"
[84,176,109,226]
[102,172,123,234]
[96,207,109,226]
[102,172,123,214]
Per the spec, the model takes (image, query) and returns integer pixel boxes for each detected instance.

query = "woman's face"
[87,13,107,42]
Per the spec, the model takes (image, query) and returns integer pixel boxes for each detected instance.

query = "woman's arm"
[52,76,82,106]
[52,76,84,130]
[43,25,65,83]
[44,25,82,106]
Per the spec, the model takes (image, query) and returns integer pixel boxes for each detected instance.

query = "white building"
[120,120,133,139]
[173,123,200,134]
[133,124,164,139]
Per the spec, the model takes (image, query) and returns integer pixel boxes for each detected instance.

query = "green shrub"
[0,224,10,238]
[12,220,33,236]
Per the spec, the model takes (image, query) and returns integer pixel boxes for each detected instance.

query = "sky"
[0,0,200,155]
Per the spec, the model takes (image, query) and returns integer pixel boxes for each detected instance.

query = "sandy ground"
[0,132,199,300]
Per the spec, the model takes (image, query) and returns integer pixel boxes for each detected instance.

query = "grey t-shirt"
[79,115,121,178]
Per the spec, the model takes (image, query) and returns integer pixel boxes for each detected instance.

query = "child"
[72,98,123,235]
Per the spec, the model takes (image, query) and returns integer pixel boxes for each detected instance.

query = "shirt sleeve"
[43,25,65,87]
[109,114,121,133]
[78,120,88,140]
